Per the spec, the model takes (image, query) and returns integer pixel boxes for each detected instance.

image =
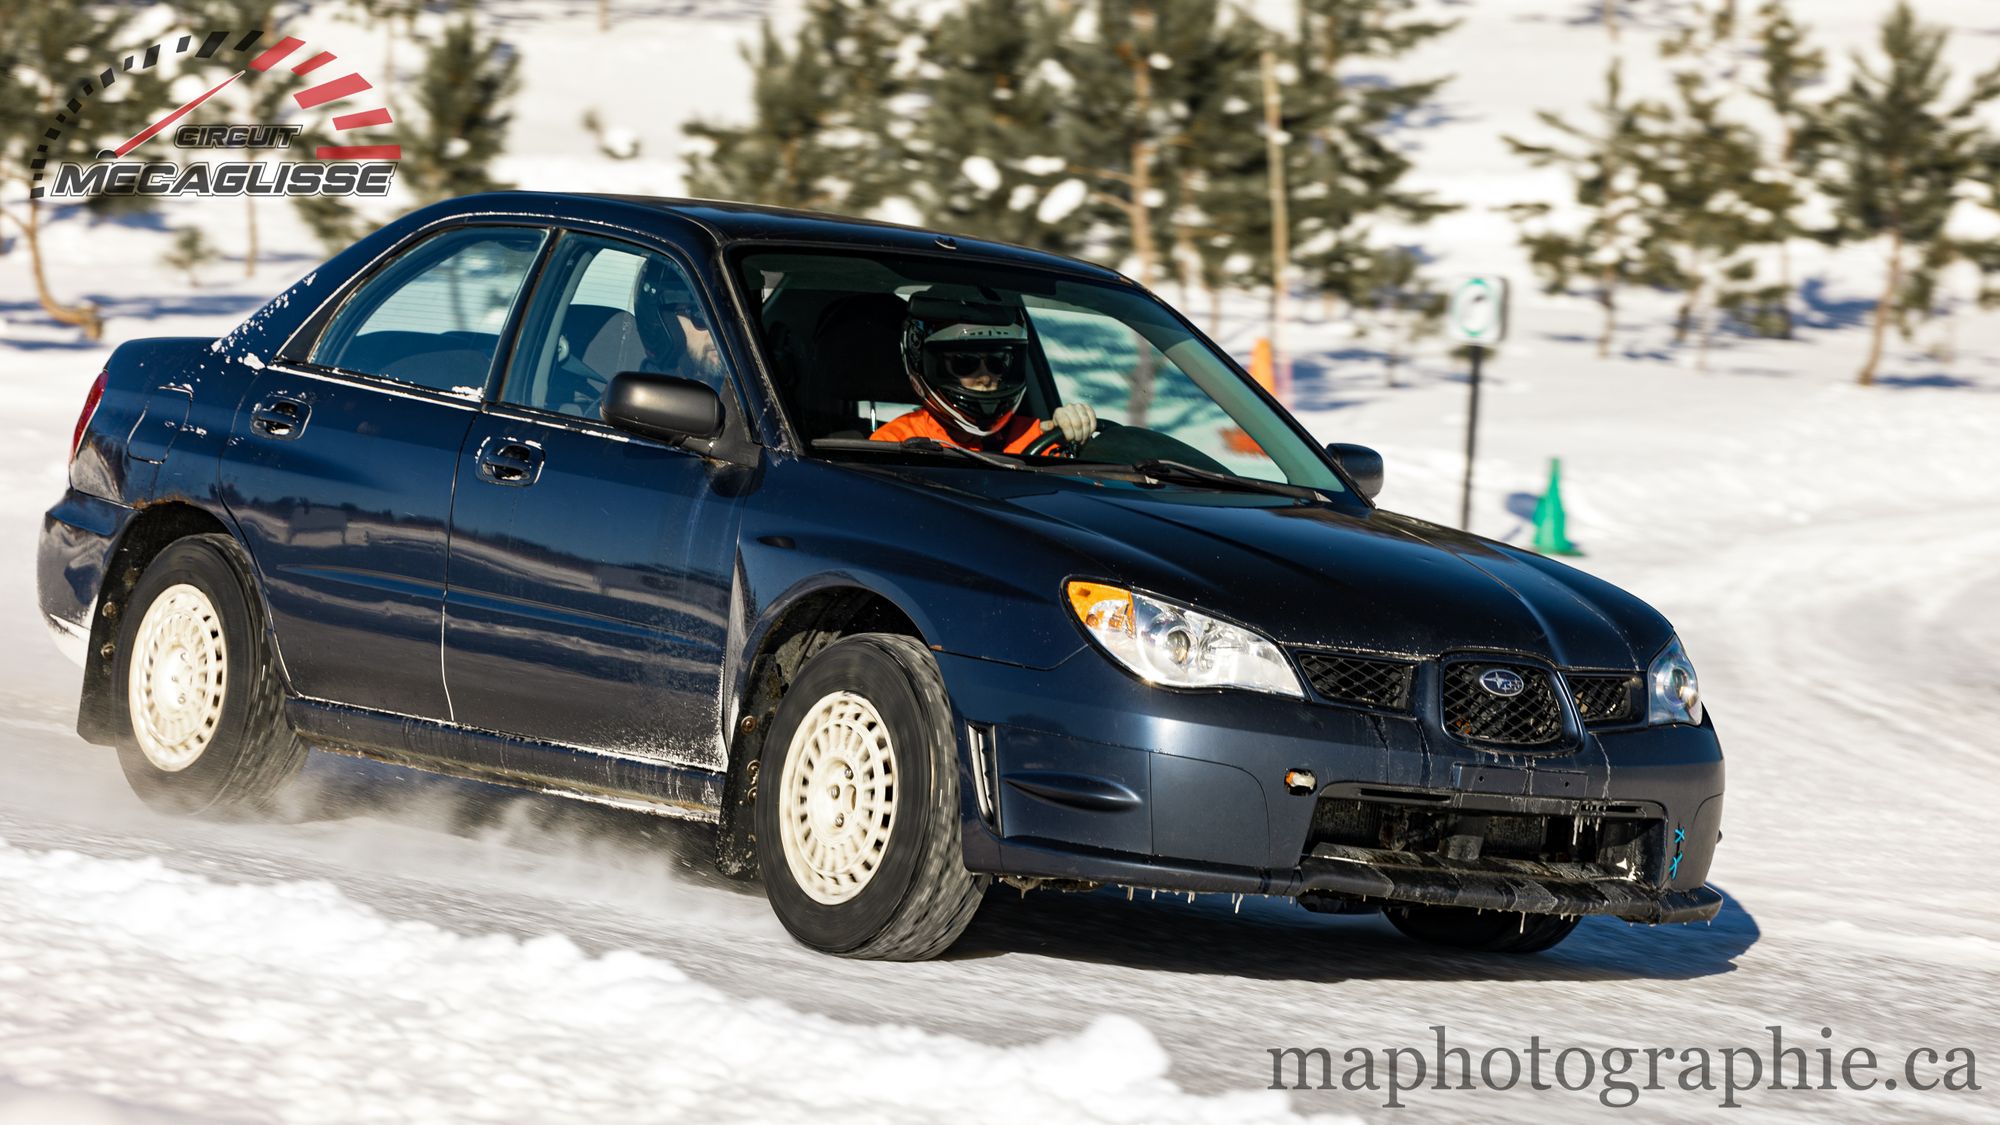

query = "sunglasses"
[943,350,1017,379]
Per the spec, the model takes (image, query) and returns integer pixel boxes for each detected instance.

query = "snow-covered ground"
[4,1,1999,1121]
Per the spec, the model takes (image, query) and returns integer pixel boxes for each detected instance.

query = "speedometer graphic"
[32,28,400,200]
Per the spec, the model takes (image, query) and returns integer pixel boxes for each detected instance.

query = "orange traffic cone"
[1223,339,1275,454]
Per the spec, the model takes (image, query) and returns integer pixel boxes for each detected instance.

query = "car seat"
[801,292,918,439]
[547,305,646,416]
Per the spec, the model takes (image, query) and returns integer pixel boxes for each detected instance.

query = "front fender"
[734,533,1085,673]
[733,458,1095,673]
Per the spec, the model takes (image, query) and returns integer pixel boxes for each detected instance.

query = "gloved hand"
[1043,402,1097,445]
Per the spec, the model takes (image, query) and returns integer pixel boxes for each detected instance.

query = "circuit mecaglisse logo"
[34,29,398,200]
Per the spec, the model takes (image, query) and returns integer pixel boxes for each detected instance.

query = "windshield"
[733,247,1345,494]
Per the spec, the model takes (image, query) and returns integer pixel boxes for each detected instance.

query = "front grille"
[1296,652,1414,711]
[1568,673,1639,726]
[1442,662,1563,746]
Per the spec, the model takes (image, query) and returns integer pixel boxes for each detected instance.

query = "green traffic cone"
[1531,458,1582,556]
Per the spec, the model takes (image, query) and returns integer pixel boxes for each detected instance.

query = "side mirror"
[1326,443,1384,500]
[602,371,724,446]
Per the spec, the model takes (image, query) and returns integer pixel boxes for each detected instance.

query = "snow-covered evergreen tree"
[1633,81,1789,369]
[1028,1,1262,420]
[1143,2,1265,314]
[1032,0,1198,287]
[396,16,521,206]
[347,0,424,90]
[904,0,1074,250]
[162,227,220,288]
[1739,0,1827,338]
[0,0,173,338]
[1506,63,1657,358]
[1266,0,1454,311]
[1643,1,1794,367]
[190,0,308,276]
[683,0,915,214]
[1813,1,2000,385]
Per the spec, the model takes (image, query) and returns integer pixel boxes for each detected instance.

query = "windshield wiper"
[1099,458,1328,501]
[811,436,1029,471]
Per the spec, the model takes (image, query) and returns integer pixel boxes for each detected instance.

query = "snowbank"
[0,839,1352,1125]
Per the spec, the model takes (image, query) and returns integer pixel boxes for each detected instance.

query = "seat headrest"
[580,310,647,380]
[810,293,916,404]
[559,305,621,362]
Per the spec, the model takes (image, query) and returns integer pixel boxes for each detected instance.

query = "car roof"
[431,191,1133,285]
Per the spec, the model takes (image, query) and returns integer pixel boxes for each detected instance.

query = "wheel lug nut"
[833,814,845,828]
[844,767,853,779]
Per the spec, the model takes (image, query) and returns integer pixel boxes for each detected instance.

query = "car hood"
[899,470,1673,669]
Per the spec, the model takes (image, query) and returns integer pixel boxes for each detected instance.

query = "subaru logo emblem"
[1478,668,1526,697]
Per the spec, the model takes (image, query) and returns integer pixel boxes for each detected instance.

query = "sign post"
[1446,275,1508,531]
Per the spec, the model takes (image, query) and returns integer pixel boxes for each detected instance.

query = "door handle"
[476,439,544,486]
[250,398,309,439]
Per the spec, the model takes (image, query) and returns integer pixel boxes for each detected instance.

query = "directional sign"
[1447,275,1509,345]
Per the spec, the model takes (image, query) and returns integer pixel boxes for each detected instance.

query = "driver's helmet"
[901,303,1031,437]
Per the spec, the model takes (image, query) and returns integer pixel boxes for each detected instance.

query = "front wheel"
[112,534,306,817]
[754,633,987,959]
[1385,904,1580,954]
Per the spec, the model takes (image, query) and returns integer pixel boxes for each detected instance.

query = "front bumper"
[939,647,1725,925]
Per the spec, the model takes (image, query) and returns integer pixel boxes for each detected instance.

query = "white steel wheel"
[126,582,229,772]
[777,690,899,905]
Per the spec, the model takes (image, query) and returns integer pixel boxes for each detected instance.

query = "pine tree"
[162,227,219,287]
[683,1,915,214]
[965,1,1267,420]
[0,0,173,339]
[347,0,424,91]
[189,0,306,276]
[582,109,641,160]
[1035,0,1165,287]
[1272,0,1455,318]
[1632,79,1790,370]
[293,192,367,254]
[1032,0,1279,292]
[1506,63,1656,358]
[1643,1,1794,368]
[903,0,1075,250]
[1815,1,2000,385]
[1184,2,1456,335]
[1743,0,1827,338]
[396,16,521,206]
[1347,245,1443,386]
[1141,0,1266,308]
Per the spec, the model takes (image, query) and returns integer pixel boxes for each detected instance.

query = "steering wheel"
[1022,417,1114,458]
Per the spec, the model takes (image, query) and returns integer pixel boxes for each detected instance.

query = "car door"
[441,230,750,765]
[224,224,548,718]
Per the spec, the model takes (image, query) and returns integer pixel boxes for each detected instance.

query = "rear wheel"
[113,535,306,817]
[754,633,987,959]
[1385,905,1580,954]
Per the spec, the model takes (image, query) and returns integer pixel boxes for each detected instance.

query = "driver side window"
[503,234,725,418]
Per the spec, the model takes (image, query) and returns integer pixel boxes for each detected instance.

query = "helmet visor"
[940,347,1022,385]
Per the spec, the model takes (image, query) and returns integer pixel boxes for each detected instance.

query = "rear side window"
[314,226,546,394]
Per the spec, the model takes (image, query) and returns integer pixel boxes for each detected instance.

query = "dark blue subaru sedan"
[38,192,1722,959]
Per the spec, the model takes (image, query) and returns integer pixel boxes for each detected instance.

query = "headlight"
[1647,636,1704,726]
[1064,580,1303,697]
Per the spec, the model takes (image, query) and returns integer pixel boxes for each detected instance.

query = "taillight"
[72,369,107,462]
